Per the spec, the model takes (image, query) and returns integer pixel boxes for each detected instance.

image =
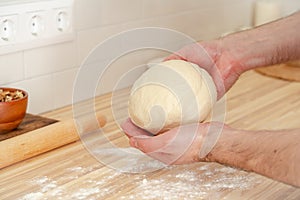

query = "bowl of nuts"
[0,87,28,134]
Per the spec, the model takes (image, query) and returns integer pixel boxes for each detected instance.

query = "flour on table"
[91,147,168,173]
[71,188,100,200]
[121,164,260,200]
[18,148,262,200]
[21,192,43,200]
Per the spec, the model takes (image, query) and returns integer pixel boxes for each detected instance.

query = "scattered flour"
[71,188,100,200]
[119,164,260,200]
[91,147,167,173]
[21,192,43,200]
[17,148,262,200]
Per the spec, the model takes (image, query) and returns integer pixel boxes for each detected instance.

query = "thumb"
[121,118,152,138]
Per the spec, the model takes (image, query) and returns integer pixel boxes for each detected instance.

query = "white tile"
[122,18,164,30]
[222,0,254,31]
[96,49,167,95]
[123,4,253,51]
[187,11,226,39]
[155,7,236,41]
[142,0,188,18]
[101,0,143,25]
[8,75,54,114]
[282,0,300,16]
[142,0,223,18]
[121,12,224,58]
[77,25,125,64]
[97,59,146,95]
[141,0,254,39]
[127,49,169,67]
[0,52,24,85]
[120,27,188,55]
[53,67,79,109]
[74,0,102,30]
[122,18,197,52]
[76,60,108,100]
[24,41,77,79]
[124,9,225,42]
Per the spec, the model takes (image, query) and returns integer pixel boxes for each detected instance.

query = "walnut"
[0,89,25,102]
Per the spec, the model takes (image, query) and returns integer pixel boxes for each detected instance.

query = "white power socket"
[0,0,74,55]
[57,10,70,32]
[0,16,17,42]
[29,13,45,37]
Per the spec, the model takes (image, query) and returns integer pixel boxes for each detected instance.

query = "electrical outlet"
[0,15,17,44]
[29,13,45,37]
[0,0,74,55]
[57,10,69,32]
[21,10,50,42]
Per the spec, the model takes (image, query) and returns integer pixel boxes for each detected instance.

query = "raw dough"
[128,60,217,134]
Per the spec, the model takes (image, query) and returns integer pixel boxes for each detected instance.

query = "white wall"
[1,0,296,114]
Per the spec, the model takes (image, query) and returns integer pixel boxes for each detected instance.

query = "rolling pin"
[0,112,106,169]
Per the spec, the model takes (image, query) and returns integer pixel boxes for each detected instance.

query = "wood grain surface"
[0,112,106,169]
[0,70,299,200]
[256,61,300,82]
[0,114,58,141]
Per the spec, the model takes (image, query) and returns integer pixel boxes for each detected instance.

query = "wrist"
[200,124,239,163]
[204,127,248,168]
[219,33,253,74]
[204,129,231,163]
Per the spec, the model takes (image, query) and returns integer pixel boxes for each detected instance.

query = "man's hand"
[165,40,244,99]
[122,118,300,187]
[165,11,300,99]
[121,118,225,165]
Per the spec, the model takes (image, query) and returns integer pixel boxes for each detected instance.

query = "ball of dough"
[128,60,217,134]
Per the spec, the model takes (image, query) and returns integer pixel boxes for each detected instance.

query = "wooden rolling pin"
[0,112,106,169]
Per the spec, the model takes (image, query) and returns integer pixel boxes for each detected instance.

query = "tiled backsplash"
[0,0,297,114]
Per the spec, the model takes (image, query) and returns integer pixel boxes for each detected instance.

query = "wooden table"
[0,70,300,199]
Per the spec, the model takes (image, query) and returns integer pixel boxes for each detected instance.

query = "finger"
[130,129,175,153]
[121,118,153,138]
[154,124,200,156]
[129,136,174,164]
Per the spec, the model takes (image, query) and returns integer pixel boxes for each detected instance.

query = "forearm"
[207,128,300,187]
[221,11,300,73]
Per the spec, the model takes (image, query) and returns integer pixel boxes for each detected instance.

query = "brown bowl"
[0,87,28,134]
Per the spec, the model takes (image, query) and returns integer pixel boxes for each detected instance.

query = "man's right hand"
[165,40,244,99]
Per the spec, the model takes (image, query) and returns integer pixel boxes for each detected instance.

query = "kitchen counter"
[0,70,300,199]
